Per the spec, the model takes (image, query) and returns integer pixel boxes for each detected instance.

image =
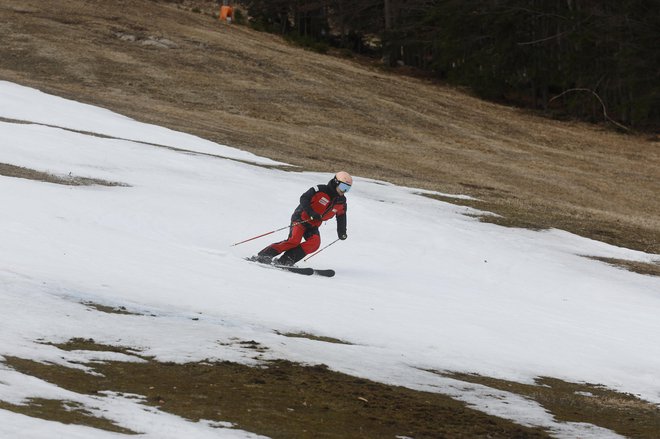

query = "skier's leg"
[278,231,320,266]
[255,246,279,263]
[300,233,320,254]
[256,223,305,263]
[277,246,306,266]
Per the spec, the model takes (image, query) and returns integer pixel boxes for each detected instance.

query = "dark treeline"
[241,1,660,131]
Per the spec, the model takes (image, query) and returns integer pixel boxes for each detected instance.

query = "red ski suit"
[270,184,347,255]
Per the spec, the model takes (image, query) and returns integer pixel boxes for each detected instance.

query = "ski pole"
[303,238,340,262]
[231,219,309,247]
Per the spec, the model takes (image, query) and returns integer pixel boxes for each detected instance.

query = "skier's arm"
[300,186,320,219]
[337,211,347,239]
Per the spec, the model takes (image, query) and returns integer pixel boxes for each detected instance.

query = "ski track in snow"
[2,81,660,438]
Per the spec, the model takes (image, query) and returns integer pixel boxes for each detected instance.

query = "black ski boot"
[276,246,306,266]
[253,246,279,264]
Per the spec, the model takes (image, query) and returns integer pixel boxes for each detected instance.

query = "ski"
[245,257,334,277]
[274,265,314,275]
[271,266,335,277]
[312,269,335,277]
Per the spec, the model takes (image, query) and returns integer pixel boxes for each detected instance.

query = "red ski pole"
[231,219,309,247]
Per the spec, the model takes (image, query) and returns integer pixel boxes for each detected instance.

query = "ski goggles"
[338,182,351,193]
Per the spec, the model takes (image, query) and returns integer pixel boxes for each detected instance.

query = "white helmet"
[333,171,353,194]
[335,171,353,185]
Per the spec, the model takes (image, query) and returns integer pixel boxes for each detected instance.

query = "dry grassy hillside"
[1,0,659,260]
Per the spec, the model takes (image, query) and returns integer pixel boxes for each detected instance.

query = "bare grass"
[276,331,354,345]
[2,340,550,439]
[439,371,660,439]
[585,256,660,277]
[0,163,128,187]
[0,398,136,434]
[6,340,660,438]
[81,301,142,316]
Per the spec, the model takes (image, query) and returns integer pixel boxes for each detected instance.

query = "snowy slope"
[1,81,659,438]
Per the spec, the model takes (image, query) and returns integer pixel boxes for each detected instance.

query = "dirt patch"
[585,256,660,277]
[276,331,354,345]
[8,339,660,438]
[0,398,136,434]
[0,0,658,255]
[81,301,142,316]
[218,339,270,354]
[46,337,147,358]
[439,371,660,439]
[0,162,128,187]
[3,346,550,439]
[425,193,660,265]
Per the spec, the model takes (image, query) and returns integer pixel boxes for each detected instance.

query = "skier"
[253,171,352,266]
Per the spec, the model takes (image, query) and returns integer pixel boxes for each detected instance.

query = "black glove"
[339,233,347,240]
[310,212,322,221]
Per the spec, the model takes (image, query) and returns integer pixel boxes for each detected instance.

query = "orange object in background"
[219,5,233,22]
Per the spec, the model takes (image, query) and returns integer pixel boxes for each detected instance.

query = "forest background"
[242,0,660,131]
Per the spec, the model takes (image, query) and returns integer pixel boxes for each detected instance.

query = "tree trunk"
[384,0,392,30]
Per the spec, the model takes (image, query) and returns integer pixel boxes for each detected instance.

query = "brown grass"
[439,371,660,439]
[585,256,660,277]
[275,331,354,345]
[3,342,550,439]
[6,340,660,438]
[80,301,141,316]
[0,162,128,187]
[0,398,136,434]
